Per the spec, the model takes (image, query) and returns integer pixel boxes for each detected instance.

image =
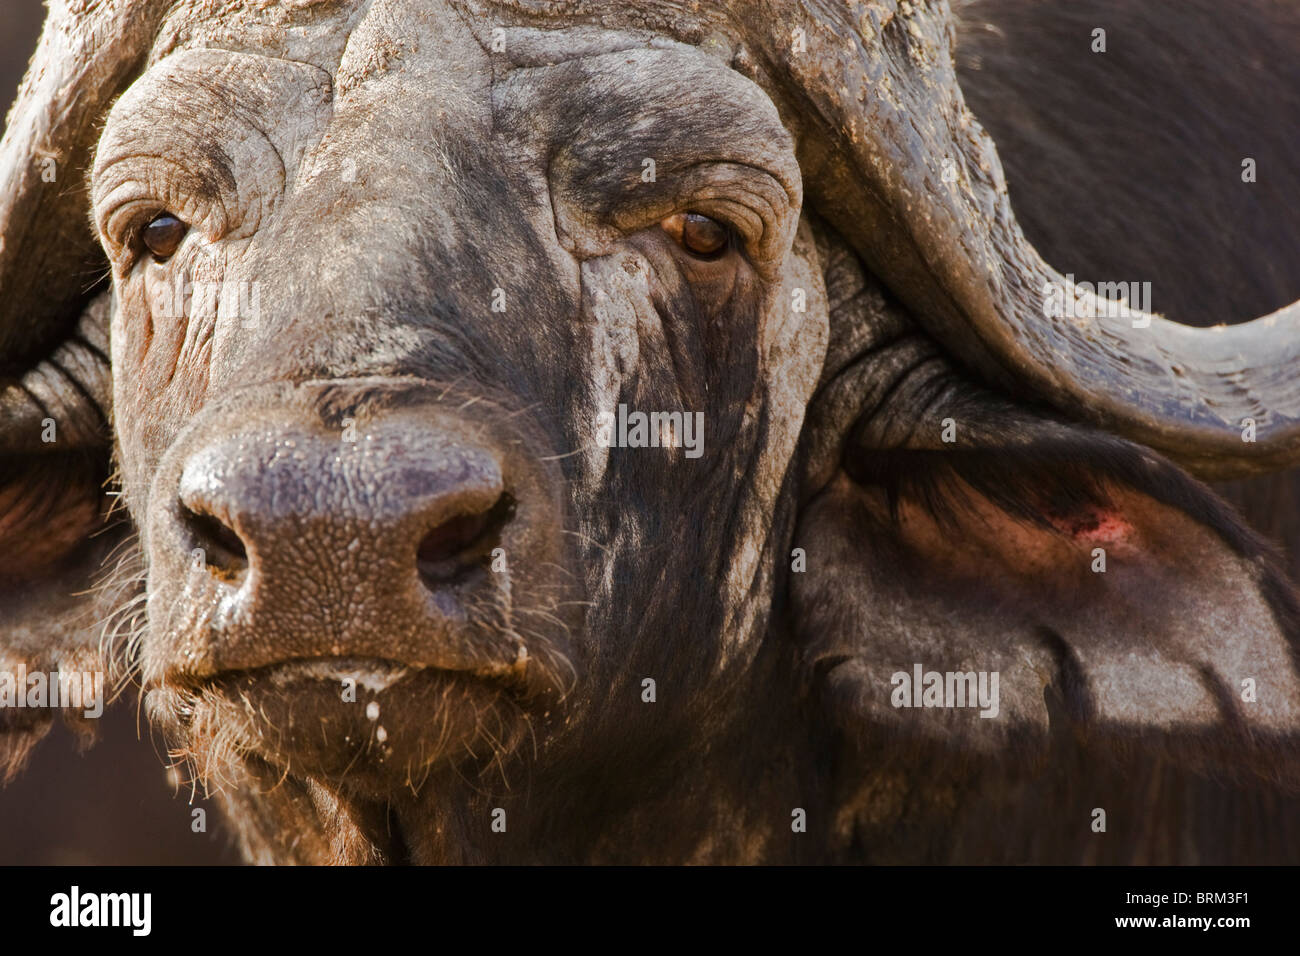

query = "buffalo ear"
[791,366,1300,787]
[0,1,164,782]
[0,294,133,783]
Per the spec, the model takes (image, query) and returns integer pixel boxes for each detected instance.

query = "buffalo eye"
[140,213,188,261]
[661,212,732,260]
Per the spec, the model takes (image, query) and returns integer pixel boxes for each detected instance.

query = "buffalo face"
[77,8,822,860]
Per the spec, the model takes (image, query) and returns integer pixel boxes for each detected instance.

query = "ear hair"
[843,393,1300,660]
[848,429,1243,550]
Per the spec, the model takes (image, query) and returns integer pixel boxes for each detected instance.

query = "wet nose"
[178,425,513,591]
[158,407,536,672]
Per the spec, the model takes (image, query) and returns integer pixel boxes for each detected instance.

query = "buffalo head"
[3,0,1300,863]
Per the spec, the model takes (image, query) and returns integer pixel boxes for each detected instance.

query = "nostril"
[417,493,515,586]
[182,504,249,580]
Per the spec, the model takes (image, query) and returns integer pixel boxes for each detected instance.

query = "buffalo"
[2,0,1299,864]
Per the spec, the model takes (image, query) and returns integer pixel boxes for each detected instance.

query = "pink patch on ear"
[1051,508,1135,546]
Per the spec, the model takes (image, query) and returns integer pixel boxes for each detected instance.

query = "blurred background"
[0,1,237,864]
